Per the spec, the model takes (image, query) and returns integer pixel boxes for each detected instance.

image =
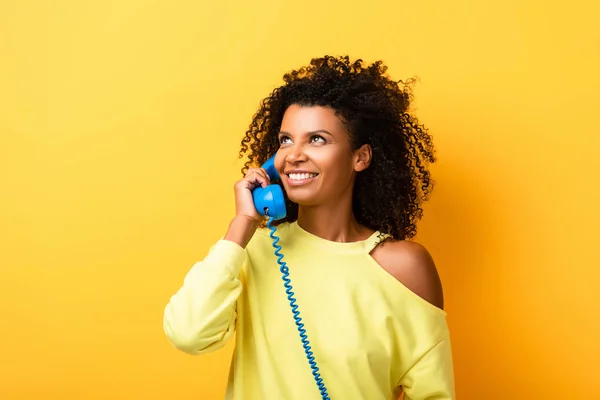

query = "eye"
[310,135,326,143]
[279,135,292,144]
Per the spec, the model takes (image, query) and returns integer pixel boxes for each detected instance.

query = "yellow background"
[1,1,599,399]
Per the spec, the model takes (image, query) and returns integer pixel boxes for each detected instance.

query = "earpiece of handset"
[252,156,287,220]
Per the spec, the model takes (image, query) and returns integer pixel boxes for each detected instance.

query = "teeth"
[289,173,317,181]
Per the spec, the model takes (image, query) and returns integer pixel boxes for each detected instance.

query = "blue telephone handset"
[251,156,287,221]
[252,156,330,400]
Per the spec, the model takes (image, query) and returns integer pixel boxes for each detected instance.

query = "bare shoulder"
[370,239,444,310]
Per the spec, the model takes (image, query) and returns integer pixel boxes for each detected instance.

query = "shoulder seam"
[397,338,446,385]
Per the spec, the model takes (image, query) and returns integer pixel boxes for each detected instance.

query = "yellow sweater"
[163,221,455,399]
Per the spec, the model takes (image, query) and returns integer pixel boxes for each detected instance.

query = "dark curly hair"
[238,55,436,240]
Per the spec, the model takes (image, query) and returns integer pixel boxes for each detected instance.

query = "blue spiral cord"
[266,217,330,400]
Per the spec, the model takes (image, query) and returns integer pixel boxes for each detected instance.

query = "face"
[274,104,371,206]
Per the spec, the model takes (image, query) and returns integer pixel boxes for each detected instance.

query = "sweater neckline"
[289,221,384,254]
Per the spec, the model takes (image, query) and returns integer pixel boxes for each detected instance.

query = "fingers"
[244,167,271,189]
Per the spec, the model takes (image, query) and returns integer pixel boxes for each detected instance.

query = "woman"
[163,55,455,399]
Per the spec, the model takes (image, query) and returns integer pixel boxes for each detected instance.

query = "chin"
[285,190,320,207]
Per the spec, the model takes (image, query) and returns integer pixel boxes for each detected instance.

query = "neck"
[296,194,373,243]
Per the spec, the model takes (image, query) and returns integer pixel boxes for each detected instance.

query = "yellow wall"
[1,1,598,399]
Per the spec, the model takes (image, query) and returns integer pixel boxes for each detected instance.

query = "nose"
[285,143,307,164]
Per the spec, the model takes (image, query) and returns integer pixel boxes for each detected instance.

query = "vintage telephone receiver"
[252,156,331,400]
[251,155,287,221]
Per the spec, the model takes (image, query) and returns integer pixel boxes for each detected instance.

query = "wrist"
[224,215,261,248]
[233,214,262,226]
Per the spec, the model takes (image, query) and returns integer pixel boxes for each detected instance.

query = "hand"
[233,167,271,222]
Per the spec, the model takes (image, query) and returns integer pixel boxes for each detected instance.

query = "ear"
[353,144,372,172]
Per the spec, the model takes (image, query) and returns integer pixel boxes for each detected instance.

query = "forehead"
[279,104,346,135]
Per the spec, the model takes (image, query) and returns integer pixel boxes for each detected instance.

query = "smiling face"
[274,104,371,207]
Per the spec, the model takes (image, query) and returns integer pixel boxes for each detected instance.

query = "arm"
[163,163,271,355]
[162,216,257,355]
[371,240,455,398]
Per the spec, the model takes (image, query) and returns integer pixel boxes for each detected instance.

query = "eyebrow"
[278,130,334,137]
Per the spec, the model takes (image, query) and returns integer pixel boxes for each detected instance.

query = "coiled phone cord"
[266,217,331,400]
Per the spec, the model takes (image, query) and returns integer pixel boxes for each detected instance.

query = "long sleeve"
[163,239,246,355]
[399,336,455,399]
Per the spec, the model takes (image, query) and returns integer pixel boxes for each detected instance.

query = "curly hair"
[238,55,436,240]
